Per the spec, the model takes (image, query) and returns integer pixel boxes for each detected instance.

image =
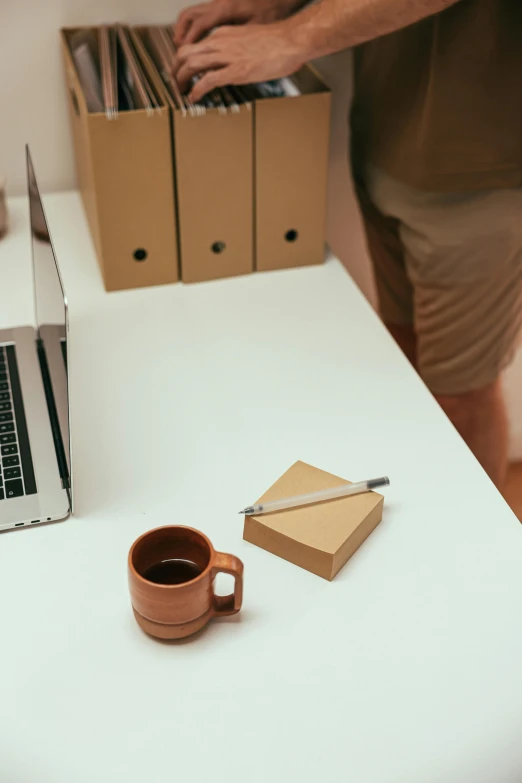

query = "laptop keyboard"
[0,345,37,501]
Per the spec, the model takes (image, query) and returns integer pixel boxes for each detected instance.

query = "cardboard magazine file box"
[132,27,254,284]
[254,67,331,272]
[61,28,180,292]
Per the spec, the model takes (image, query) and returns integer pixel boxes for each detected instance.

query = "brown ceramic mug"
[128,526,244,640]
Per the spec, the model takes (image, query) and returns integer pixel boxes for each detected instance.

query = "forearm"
[285,0,461,59]
[266,0,310,18]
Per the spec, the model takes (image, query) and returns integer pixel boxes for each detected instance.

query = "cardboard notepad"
[243,461,383,580]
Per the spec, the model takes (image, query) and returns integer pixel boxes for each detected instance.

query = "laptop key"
[0,374,6,384]
[0,434,16,444]
[4,479,23,498]
[0,403,11,412]
[0,413,12,422]
[0,488,3,500]
[0,383,7,392]
[0,393,10,402]
[4,468,21,480]
[0,423,14,434]
[2,456,19,468]
[1,444,17,455]
[6,345,37,497]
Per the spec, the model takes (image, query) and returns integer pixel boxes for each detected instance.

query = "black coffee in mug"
[142,558,203,585]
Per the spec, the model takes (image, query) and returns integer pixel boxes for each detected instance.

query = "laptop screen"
[26,147,71,502]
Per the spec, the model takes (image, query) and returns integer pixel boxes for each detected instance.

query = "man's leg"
[435,380,509,488]
[385,320,508,486]
[361,167,522,492]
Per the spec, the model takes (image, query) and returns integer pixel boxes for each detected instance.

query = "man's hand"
[174,23,307,102]
[174,0,460,103]
[174,0,252,47]
[174,0,302,47]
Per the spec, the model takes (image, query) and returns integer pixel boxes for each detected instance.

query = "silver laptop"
[0,147,71,531]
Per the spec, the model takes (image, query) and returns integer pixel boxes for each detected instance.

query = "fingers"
[183,9,223,44]
[176,53,228,92]
[174,26,237,70]
[173,1,239,46]
[189,68,234,102]
[173,40,214,77]
[173,7,200,47]
[174,4,219,46]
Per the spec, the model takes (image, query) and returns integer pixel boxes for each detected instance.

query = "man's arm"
[288,0,460,59]
[176,0,461,101]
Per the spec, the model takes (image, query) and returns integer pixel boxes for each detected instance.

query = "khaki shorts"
[357,166,522,395]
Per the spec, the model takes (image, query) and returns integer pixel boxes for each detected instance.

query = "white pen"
[239,476,390,516]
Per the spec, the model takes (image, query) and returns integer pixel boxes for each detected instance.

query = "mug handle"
[212,552,244,617]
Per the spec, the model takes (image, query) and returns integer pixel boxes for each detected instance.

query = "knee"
[435,381,500,427]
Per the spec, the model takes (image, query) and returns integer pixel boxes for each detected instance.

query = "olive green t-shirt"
[351,0,522,192]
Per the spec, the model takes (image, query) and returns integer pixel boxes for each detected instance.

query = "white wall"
[2,0,521,458]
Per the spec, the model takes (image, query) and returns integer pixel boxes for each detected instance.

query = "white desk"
[1,194,521,783]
